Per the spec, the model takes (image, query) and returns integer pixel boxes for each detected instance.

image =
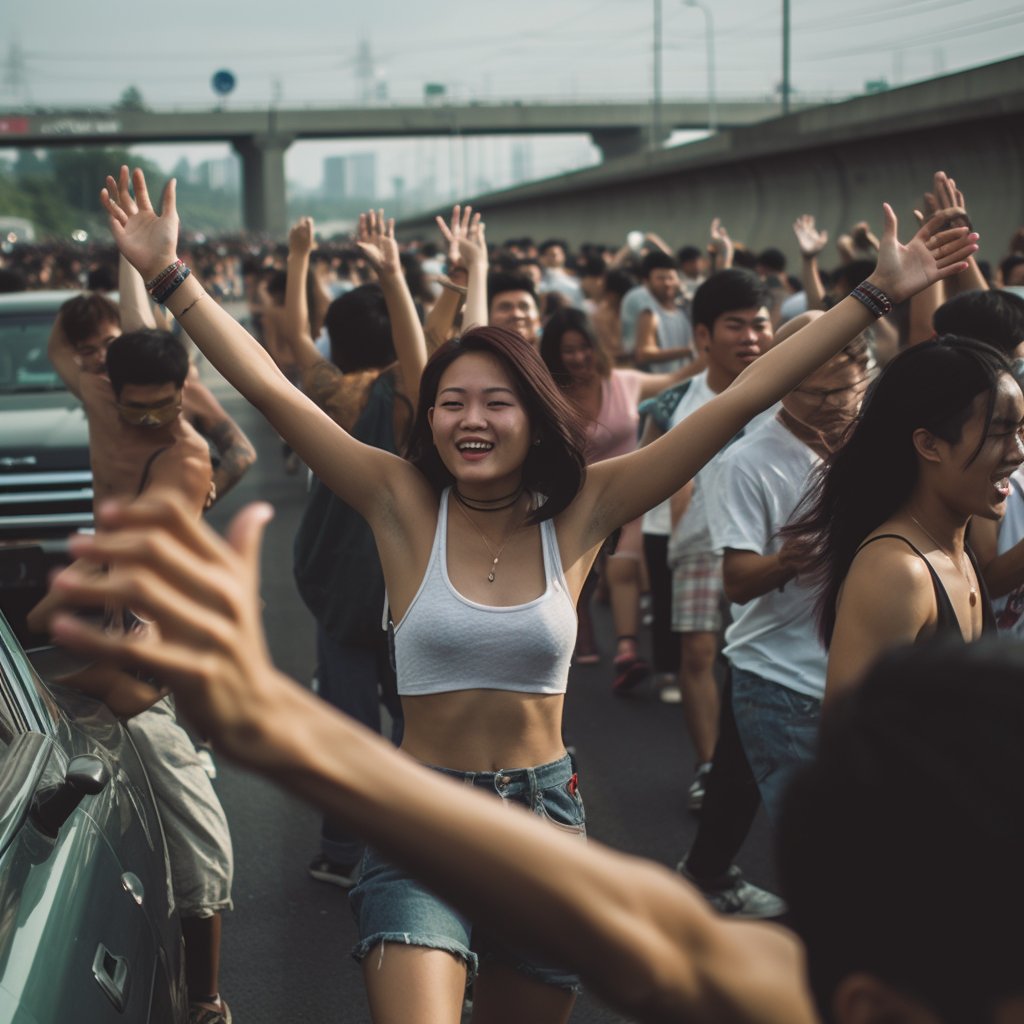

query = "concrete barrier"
[397,56,1024,268]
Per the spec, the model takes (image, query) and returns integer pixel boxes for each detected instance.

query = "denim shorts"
[349,753,585,993]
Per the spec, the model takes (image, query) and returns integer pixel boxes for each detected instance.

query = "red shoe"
[613,654,651,693]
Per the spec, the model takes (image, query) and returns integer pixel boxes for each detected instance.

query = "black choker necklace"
[453,485,524,512]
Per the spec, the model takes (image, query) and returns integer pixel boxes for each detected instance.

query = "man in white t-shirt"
[708,334,871,821]
[639,269,775,812]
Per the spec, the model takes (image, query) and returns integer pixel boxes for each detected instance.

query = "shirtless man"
[39,303,234,1024]
[50,275,255,509]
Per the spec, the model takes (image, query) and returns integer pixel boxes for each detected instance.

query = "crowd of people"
[3,163,1024,1024]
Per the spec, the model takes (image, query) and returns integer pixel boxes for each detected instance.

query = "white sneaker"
[677,861,787,919]
[687,761,713,811]
[659,685,683,704]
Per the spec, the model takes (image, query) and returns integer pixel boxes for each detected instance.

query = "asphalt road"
[198,358,778,1024]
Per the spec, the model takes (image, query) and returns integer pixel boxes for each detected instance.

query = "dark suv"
[0,291,93,643]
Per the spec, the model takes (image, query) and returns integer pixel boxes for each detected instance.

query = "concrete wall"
[397,57,1024,271]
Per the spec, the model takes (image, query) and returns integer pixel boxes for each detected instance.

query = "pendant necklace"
[906,513,977,607]
[453,492,531,582]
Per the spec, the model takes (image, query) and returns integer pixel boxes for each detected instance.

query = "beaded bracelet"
[152,265,191,305]
[146,260,183,292]
[850,280,893,318]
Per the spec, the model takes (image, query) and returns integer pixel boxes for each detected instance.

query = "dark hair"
[59,292,121,347]
[540,308,611,385]
[779,640,1024,1023]
[832,259,878,295]
[731,248,758,270]
[516,257,542,273]
[405,326,588,523]
[105,329,189,398]
[86,264,118,292]
[400,251,433,306]
[487,272,537,310]
[640,250,678,277]
[265,269,288,302]
[676,245,702,265]
[580,256,606,278]
[0,268,26,293]
[933,290,1024,358]
[757,247,787,272]
[322,284,395,373]
[785,336,1013,646]
[691,269,772,331]
[603,269,636,300]
[538,239,567,256]
[1000,253,1024,284]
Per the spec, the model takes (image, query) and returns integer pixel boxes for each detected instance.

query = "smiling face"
[427,351,533,496]
[558,329,597,385]
[489,290,541,346]
[930,373,1024,520]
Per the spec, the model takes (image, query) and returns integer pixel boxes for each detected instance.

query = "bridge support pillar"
[233,134,293,237]
[591,126,671,161]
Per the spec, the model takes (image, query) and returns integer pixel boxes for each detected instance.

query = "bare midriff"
[398,689,566,772]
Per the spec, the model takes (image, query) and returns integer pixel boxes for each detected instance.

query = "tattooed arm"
[182,373,257,502]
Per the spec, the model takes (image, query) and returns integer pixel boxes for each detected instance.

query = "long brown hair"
[405,326,588,523]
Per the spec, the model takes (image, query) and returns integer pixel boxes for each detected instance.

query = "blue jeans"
[349,753,585,992]
[316,625,404,864]
[731,665,821,824]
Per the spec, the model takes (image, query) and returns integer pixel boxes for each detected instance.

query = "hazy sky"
[2,0,1022,201]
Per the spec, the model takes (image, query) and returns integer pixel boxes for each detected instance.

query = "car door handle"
[92,943,131,1012]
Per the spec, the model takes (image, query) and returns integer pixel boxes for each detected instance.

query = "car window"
[0,614,59,740]
[0,317,65,394]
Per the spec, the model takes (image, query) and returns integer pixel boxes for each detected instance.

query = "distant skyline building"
[323,153,376,200]
[196,156,239,192]
[511,141,532,185]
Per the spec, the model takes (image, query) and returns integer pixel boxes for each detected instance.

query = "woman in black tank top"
[786,336,1023,703]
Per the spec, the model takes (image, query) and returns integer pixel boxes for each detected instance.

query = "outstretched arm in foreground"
[565,203,978,558]
[42,496,817,1024]
[100,166,428,526]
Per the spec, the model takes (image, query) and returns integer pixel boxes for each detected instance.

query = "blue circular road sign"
[211,70,236,96]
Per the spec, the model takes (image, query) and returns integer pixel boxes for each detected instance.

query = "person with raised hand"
[281,209,426,888]
[98,163,977,1024]
[792,214,829,314]
[42,495,1024,1024]
[435,202,488,332]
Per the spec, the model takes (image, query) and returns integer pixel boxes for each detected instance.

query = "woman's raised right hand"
[101,165,180,283]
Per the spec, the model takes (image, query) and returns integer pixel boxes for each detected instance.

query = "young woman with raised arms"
[97,166,975,1024]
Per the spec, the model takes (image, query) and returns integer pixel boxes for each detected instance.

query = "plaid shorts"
[671,551,724,633]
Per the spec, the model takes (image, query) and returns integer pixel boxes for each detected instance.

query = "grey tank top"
[392,488,578,696]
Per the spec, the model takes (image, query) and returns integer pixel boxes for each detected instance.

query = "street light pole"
[782,0,791,115]
[682,0,716,134]
[652,0,663,151]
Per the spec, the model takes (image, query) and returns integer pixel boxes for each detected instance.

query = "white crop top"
[390,488,578,696]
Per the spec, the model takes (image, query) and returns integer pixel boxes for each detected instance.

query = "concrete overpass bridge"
[0,98,813,235]
[396,56,1024,273]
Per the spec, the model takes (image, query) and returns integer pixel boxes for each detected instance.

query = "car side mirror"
[31,755,111,838]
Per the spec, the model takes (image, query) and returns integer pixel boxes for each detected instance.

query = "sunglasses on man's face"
[116,397,182,428]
